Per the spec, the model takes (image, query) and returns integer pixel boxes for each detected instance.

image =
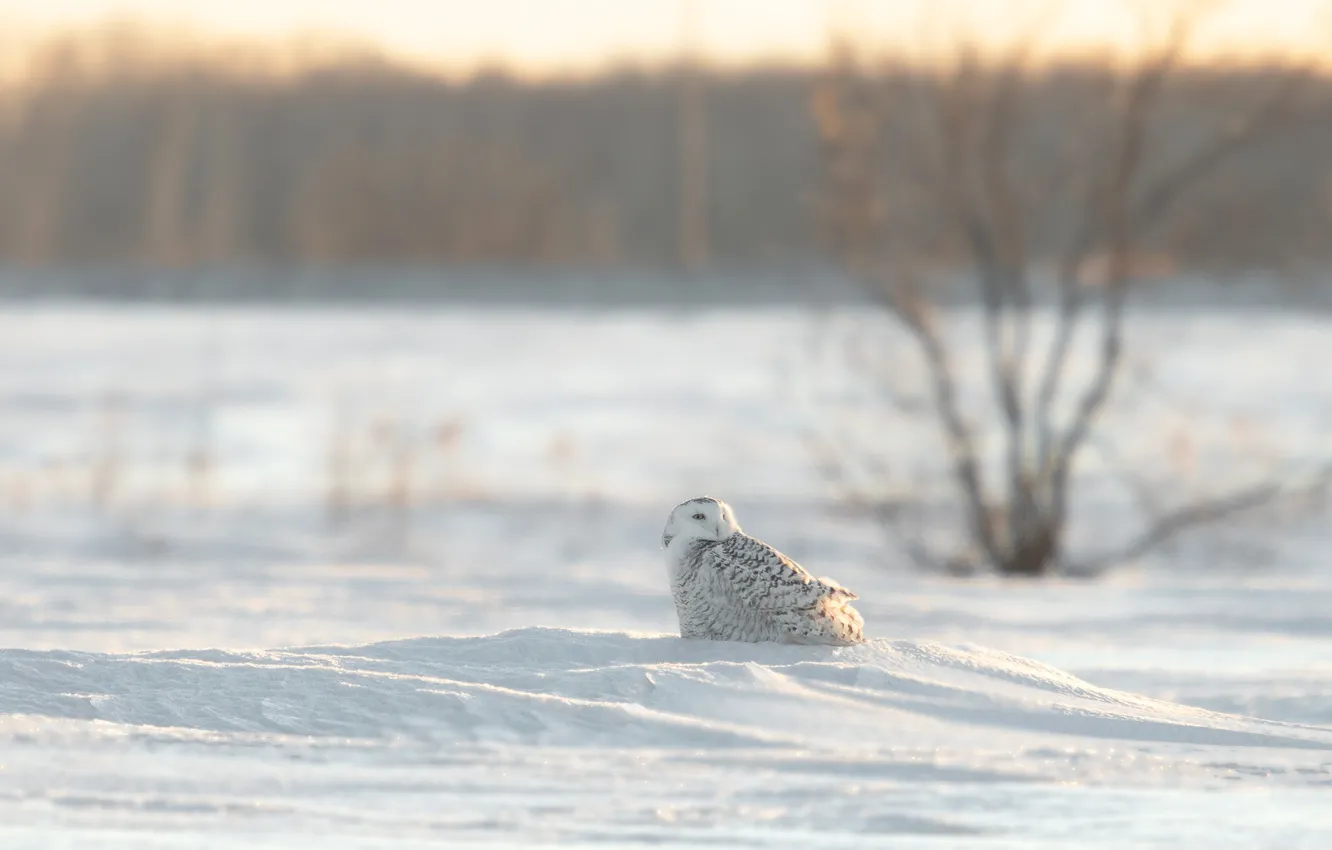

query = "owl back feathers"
[673,533,865,645]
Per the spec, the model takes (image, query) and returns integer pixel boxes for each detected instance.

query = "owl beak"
[661,532,674,548]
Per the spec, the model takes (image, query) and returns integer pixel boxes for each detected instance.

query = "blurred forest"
[0,23,1329,271]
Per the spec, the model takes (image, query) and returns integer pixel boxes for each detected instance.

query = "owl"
[660,496,864,645]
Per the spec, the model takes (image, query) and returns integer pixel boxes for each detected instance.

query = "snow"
[3,629,1331,847]
[1,299,1330,847]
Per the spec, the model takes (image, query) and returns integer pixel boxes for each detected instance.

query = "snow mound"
[5,629,1332,846]
[4,628,1328,754]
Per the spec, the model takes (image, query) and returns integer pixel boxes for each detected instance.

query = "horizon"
[1,0,1329,77]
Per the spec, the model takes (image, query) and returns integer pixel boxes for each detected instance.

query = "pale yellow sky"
[3,0,1329,71]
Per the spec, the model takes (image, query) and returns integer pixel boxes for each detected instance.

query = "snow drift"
[3,630,1332,847]
[5,627,1329,755]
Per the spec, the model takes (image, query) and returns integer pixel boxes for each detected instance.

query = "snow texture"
[0,301,1330,848]
[4,628,1332,849]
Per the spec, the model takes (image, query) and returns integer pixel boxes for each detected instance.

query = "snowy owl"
[660,496,864,645]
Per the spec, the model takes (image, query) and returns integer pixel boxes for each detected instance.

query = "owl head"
[661,496,742,548]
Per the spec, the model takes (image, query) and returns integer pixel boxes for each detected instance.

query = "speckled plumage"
[661,497,864,645]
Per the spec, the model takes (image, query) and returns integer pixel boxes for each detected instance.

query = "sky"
[1,0,1328,73]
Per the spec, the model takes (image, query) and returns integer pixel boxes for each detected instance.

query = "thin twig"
[892,295,1004,567]
[1069,466,1332,575]
[1046,19,1191,517]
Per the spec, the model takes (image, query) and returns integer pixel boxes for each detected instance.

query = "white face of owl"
[661,497,742,548]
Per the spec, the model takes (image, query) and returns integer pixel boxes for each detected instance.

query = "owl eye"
[691,513,706,520]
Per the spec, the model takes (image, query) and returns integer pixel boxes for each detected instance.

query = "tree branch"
[976,56,1035,531]
[1045,18,1193,517]
[804,428,970,574]
[1069,465,1332,575]
[1133,65,1313,232]
[878,271,1006,569]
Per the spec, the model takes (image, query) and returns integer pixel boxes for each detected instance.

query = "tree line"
[0,24,1328,271]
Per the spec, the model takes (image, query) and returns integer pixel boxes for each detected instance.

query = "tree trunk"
[998,518,1059,577]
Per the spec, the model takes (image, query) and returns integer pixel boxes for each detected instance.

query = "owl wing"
[706,534,857,612]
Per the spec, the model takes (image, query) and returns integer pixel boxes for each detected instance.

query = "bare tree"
[812,12,1327,576]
